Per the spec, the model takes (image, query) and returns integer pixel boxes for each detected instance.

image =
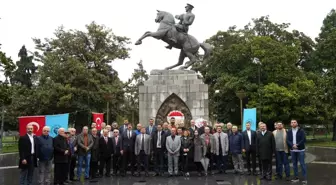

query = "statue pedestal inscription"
[139,70,209,127]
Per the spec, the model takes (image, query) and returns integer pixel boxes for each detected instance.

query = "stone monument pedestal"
[139,70,209,127]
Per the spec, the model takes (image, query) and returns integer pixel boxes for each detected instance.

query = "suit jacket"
[18,134,38,169]
[166,135,181,156]
[151,130,167,151]
[188,126,199,137]
[198,126,213,136]
[119,124,128,134]
[146,125,157,135]
[99,136,113,158]
[213,132,229,156]
[200,133,216,154]
[256,131,276,160]
[135,134,151,155]
[111,136,122,155]
[121,129,136,152]
[242,130,257,152]
[53,135,70,163]
[77,133,94,156]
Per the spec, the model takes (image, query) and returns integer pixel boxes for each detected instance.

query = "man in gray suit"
[134,127,151,177]
[200,126,216,176]
[213,126,229,174]
[165,128,181,177]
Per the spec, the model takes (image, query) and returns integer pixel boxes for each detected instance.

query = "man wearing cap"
[166,3,195,49]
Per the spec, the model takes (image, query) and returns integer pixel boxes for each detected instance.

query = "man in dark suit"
[19,124,38,185]
[99,129,113,177]
[198,120,212,135]
[146,118,157,135]
[119,119,129,135]
[152,123,167,176]
[111,129,122,176]
[120,124,136,176]
[256,123,276,181]
[188,119,198,137]
[242,122,258,175]
[53,128,70,185]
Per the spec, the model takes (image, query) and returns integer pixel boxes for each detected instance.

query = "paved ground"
[0,163,335,185]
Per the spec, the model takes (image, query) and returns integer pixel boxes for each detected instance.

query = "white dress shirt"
[157,131,162,148]
[292,128,298,145]
[28,134,35,154]
[247,130,251,145]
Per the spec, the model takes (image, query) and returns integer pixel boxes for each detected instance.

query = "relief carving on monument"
[155,93,192,128]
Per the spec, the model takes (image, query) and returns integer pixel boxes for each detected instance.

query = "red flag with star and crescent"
[19,116,46,136]
[92,113,104,130]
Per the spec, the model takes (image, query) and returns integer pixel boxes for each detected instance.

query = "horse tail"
[199,42,212,59]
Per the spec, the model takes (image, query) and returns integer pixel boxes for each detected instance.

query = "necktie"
[218,134,222,153]
[141,134,145,150]
[158,132,161,147]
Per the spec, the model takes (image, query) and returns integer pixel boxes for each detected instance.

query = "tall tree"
[124,60,149,125]
[199,16,320,125]
[312,9,336,140]
[11,45,37,88]
[30,22,131,126]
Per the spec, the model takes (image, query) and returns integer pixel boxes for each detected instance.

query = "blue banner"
[46,113,69,137]
[242,108,257,131]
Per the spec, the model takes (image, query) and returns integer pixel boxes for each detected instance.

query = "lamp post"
[0,79,9,153]
[235,90,246,126]
[215,90,220,122]
[104,94,113,125]
[253,58,262,122]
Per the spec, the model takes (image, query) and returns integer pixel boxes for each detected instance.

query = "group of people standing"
[18,118,307,185]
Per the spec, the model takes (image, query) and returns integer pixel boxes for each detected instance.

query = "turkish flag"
[92,113,104,130]
[19,116,46,136]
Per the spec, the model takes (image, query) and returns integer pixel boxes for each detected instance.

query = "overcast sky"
[0,0,335,82]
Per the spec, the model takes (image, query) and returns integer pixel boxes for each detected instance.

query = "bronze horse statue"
[135,10,212,70]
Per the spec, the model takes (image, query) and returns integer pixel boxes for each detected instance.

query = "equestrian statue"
[135,4,212,70]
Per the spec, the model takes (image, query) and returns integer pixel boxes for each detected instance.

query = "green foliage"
[200,15,324,125]
[123,60,149,125]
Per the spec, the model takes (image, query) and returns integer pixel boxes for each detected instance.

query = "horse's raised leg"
[165,50,186,70]
[135,31,151,45]
[180,51,198,69]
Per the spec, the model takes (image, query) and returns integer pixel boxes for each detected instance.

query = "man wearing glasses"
[37,126,54,185]
[111,129,122,176]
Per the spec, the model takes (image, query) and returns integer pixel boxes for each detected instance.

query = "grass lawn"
[306,141,336,148]
[1,144,18,153]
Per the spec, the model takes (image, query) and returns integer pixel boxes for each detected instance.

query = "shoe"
[165,45,173,49]
[145,173,149,177]
[247,171,251,175]
[253,171,258,176]
[240,172,244,175]
[302,180,307,184]
[168,174,173,177]
[197,172,202,177]
[291,177,300,183]
[275,175,282,180]
[153,173,159,177]
[105,174,111,177]
[185,172,190,177]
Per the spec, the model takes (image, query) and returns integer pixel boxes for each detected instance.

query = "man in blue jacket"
[229,126,244,175]
[37,126,54,185]
[287,120,307,184]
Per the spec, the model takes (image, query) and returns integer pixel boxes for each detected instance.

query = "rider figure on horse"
[166,3,195,49]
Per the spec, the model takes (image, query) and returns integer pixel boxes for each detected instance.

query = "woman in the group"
[181,130,193,177]
[193,130,205,176]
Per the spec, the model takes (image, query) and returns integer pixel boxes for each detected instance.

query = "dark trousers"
[258,157,262,173]
[195,162,203,173]
[261,159,272,179]
[181,154,189,173]
[154,148,165,173]
[205,152,214,172]
[19,155,35,185]
[69,156,77,180]
[99,156,111,176]
[216,154,228,172]
[246,149,257,172]
[54,163,68,184]
[137,150,149,173]
[122,149,135,174]
[112,154,121,174]
[90,161,98,178]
